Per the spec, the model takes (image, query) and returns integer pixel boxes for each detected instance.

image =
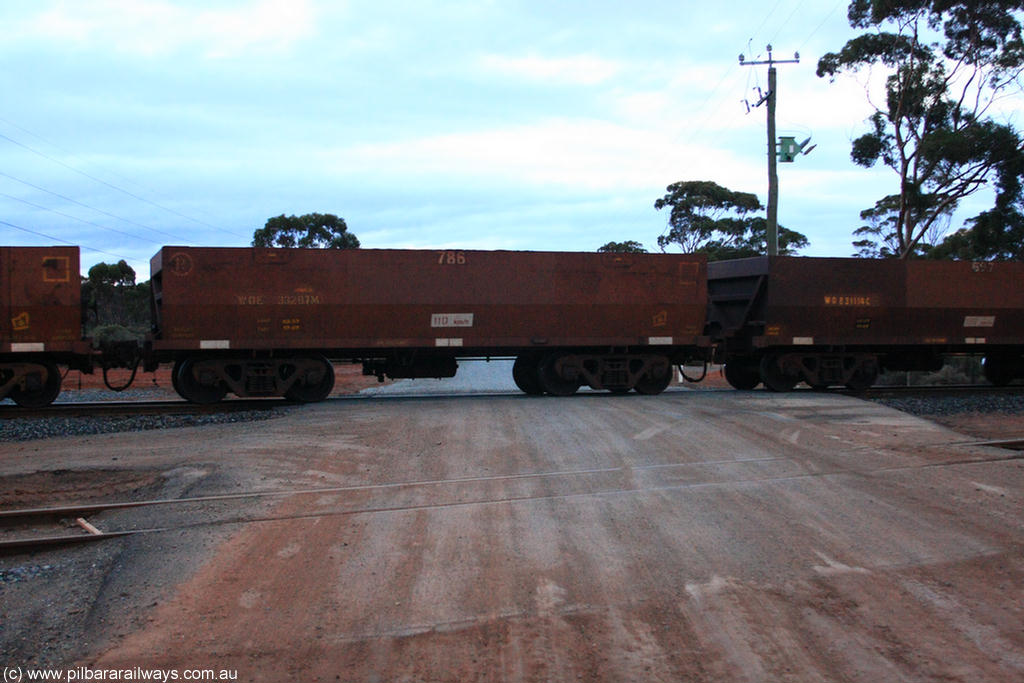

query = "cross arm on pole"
[738,45,799,256]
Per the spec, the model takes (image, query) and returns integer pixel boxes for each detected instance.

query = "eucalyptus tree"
[818,0,1024,259]
[252,213,360,249]
[597,240,648,253]
[654,180,808,260]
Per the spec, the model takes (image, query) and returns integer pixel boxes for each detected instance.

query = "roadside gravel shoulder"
[871,393,1024,439]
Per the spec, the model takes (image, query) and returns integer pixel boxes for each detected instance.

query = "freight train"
[2,244,1023,406]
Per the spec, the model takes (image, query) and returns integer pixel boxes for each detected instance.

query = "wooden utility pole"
[739,45,799,256]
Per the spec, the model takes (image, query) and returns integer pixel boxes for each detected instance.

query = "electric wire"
[749,0,788,45]
[0,169,197,244]
[0,218,129,260]
[797,1,847,55]
[767,0,809,48]
[0,129,247,240]
[0,114,226,227]
[651,0,805,186]
[0,191,159,246]
[649,0,851,251]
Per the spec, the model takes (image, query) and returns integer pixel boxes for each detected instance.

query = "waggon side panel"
[758,257,907,347]
[149,247,707,354]
[0,246,81,354]
[904,260,1024,345]
[709,256,1024,349]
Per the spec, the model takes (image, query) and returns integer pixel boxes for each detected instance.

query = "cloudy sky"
[0,0,1002,276]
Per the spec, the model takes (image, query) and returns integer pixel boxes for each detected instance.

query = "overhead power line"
[0,218,128,260]
[0,191,159,245]
[0,169,197,244]
[0,127,248,240]
[653,0,826,188]
[798,1,846,53]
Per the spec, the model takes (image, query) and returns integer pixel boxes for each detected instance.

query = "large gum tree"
[817,0,1024,259]
[654,180,808,260]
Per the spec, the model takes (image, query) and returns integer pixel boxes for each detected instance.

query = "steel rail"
[3,442,1022,553]
[0,398,289,419]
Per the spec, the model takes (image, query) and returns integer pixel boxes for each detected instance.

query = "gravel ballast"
[1,389,289,442]
[4,387,1023,443]
[0,410,286,442]
[872,393,1024,417]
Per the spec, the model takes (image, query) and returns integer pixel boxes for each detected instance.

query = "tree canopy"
[82,261,149,336]
[87,260,136,287]
[252,213,360,249]
[818,0,1024,259]
[597,240,648,253]
[654,180,808,260]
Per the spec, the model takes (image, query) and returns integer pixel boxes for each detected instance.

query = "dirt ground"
[931,411,1024,440]
[2,385,1023,682]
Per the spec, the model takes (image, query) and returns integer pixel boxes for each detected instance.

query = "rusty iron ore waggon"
[147,247,708,403]
[3,243,1024,406]
[709,256,1024,391]
[0,247,94,407]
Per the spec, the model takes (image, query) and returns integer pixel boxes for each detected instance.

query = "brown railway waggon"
[148,247,709,403]
[4,244,1024,406]
[0,247,92,407]
[708,256,1024,391]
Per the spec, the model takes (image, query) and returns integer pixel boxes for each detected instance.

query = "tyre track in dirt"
[68,390,1024,682]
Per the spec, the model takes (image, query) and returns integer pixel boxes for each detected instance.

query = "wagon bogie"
[174,358,228,404]
[172,354,335,403]
[982,352,1024,387]
[759,353,801,392]
[282,354,336,402]
[2,360,63,407]
[512,354,544,395]
[758,351,879,392]
[538,353,583,396]
[632,356,674,395]
[723,357,761,390]
[519,351,677,395]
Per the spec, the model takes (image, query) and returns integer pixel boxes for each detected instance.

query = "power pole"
[739,45,799,256]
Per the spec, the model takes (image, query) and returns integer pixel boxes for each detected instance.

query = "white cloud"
[478,53,623,85]
[25,0,317,58]
[331,117,764,197]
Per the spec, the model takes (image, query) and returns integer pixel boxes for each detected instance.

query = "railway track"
[858,383,1024,398]
[0,397,289,419]
[4,439,1024,555]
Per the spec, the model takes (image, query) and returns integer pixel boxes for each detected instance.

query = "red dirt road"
[62,390,1024,682]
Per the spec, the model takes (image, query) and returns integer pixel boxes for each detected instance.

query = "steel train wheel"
[634,361,673,395]
[723,361,761,390]
[538,353,581,396]
[844,362,878,392]
[983,354,1017,386]
[175,358,227,404]
[512,354,544,395]
[9,361,62,408]
[284,355,335,402]
[759,354,799,392]
[171,359,184,397]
